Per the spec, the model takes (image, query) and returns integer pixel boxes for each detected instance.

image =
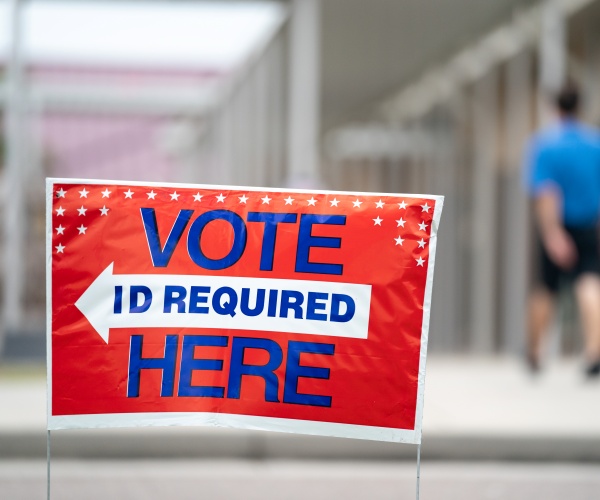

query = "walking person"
[525,84,600,377]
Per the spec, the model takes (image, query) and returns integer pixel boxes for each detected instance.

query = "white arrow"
[75,263,372,344]
[75,262,117,343]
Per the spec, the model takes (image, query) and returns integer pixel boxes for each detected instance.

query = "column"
[3,0,26,342]
[538,0,566,123]
[287,0,321,188]
[469,69,499,353]
[429,109,460,352]
[499,51,533,354]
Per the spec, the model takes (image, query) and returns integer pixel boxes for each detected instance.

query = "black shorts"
[540,225,600,293]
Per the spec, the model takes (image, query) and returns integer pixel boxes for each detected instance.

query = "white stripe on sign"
[75,263,372,343]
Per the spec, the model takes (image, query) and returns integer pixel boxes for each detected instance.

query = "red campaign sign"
[46,179,443,443]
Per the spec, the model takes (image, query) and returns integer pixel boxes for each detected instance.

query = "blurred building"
[322,0,600,356]
[2,0,600,357]
[0,0,289,345]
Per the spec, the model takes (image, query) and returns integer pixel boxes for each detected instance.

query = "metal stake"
[47,430,51,500]
[416,443,422,500]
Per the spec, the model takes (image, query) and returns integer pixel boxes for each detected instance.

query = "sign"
[47,179,443,443]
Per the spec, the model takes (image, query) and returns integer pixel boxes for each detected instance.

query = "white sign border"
[48,411,417,443]
[46,177,444,444]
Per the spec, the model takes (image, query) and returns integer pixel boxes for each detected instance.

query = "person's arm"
[535,188,577,270]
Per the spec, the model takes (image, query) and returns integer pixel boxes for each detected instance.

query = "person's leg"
[573,273,600,374]
[527,286,555,371]
[527,232,561,371]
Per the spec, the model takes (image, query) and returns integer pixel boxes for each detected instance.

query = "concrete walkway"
[2,356,599,461]
[5,460,600,500]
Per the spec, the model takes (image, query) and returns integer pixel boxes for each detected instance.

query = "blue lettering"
[189,286,210,314]
[164,285,187,313]
[178,335,227,397]
[227,337,282,402]
[212,287,237,317]
[240,288,265,317]
[187,210,247,270]
[330,294,355,322]
[283,341,335,407]
[141,208,193,267]
[279,290,304,319]
[295,214,345,275]
[306,292,328,321]
[247,212,297,271]
[114,285,123,314]
[127,334,178,397]
[129,285,152,313]
[267,289,278,317]
[126,335,335,407]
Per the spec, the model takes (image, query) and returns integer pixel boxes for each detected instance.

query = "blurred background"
[2,1,600,498]
[3,0,600,355]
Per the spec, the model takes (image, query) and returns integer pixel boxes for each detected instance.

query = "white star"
[416,257,425,267]
[55,225,65,235]
[398,200,407,209]
[353,199,363,208]
[99,206,109,216]
[55,206,65,216]
[56,188,66,198]
[79,188,89,198]
[307,197,317,206]
[418,238,427,248]
[101,188,111,198]
[124,189,134,199]
[77,206,87,216]
[261,195,271,205]
[55,243,65,254]
[421,202,431,213]
[147,190,157,200]
[193,193,203,202]
[330,198,340,207]
[284,196,294,205]
[396,218,406,228]
[216,193,226,203]
[170,191,180,201]
[394,236,404,246]
[77,225,87,235]
[239,194,248,204]
[418,221,428,231]
[373,216,383,226]
[375,199,385,209]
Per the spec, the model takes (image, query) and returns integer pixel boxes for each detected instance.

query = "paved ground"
[2,459,600,500]
[2,356,600,460]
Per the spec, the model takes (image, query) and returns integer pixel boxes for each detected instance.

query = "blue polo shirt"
[526,119,600,227]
